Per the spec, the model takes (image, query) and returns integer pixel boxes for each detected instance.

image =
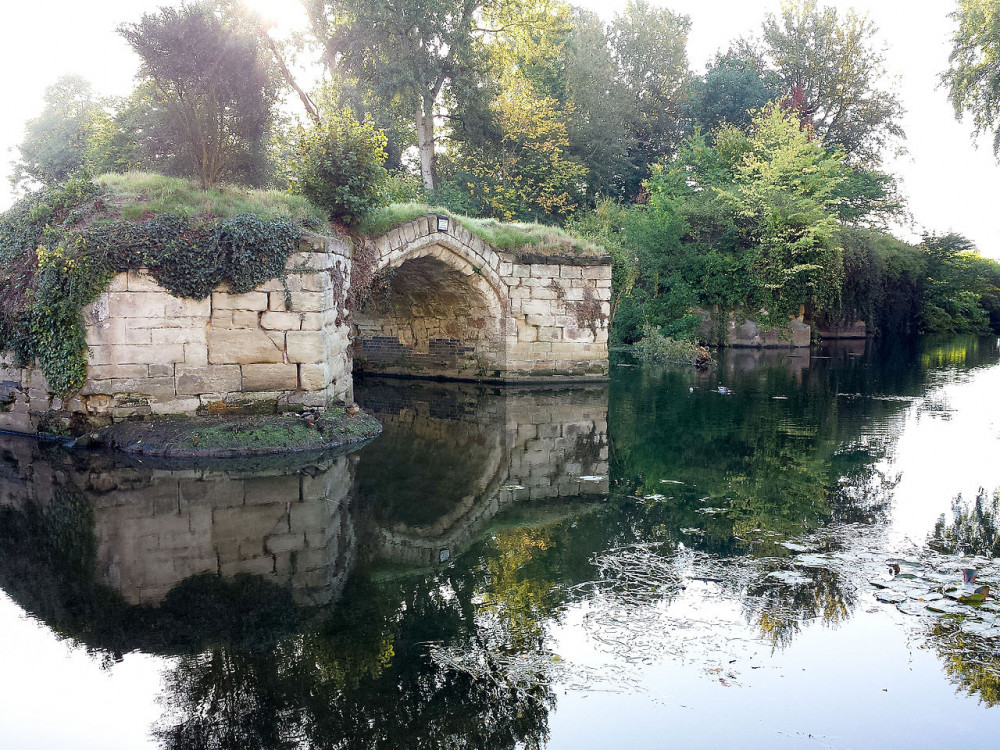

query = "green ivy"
[0,181,301,398]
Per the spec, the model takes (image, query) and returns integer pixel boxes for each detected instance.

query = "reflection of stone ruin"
[0,381,608,608]
[91,461,356,607]
[355,380,610,567]
[0,437,356,607]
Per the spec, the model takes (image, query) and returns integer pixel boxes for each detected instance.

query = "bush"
[290,112,389,225]
[634,323,711,366]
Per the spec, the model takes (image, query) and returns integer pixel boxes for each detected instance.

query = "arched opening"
[353,250,505,379]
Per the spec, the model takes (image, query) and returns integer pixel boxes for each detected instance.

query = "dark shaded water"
[2,336,1000,748]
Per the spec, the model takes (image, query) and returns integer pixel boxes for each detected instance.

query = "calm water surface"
[2,336,1000,749]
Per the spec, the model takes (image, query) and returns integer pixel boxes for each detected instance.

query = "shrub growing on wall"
[290,112,389,225]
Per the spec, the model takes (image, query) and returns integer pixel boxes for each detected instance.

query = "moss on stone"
[96,408,381,458]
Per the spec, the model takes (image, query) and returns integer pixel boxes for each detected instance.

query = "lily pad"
[767,570,812,586]
[780,542,815,553]
[875,590,908,604]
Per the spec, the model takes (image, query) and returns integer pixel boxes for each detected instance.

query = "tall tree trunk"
[416,101,437,191]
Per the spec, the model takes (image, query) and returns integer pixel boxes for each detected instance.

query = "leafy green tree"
[119,2,279,187]
[687,42,782,136]
[306,0,567,192]
[609,0,692,198]
[719,105,846,320]
[452,75,587,221]
[762,0,905,166]
[563,8,630,201]
[10,75,102,189]
[943,0,1000,156]
[919,232,1000,333]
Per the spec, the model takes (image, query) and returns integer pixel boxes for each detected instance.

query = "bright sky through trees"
[2,0,998,257]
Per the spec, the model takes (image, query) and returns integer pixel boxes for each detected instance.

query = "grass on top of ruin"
[96,172,329,227]
[359,202,605,257]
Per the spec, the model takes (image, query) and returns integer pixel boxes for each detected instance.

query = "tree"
[762,0,905,166]
[687,42,782,136]
[453,75,587,221]
[919,232,1000,333]
[119,2,278,188]
[289,110,389,224]
[943,0,1000,156]
[306,0,485,191]
[10,75,102,189]
[563,8,630,201]
[306,0,563,192]
[609,0,692,198]
[722,105,846,319]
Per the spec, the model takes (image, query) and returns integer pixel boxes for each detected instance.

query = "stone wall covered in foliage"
[0,233,354,433]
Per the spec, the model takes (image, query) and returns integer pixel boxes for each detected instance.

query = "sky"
[2,0,998,258]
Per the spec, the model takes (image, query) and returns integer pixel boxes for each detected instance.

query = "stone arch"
[354,216,511,379]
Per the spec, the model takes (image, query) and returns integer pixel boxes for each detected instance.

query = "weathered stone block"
[207,329,284,364]
[298,363,329,391]
[108,292,168,319]
[232,310,260,329]
[127,271,164,292]
[260,311,301,331]
[300,313,322,331]
[86,318,127,347]
[151,328,206,346]
[88,364,149,381]
[111,377,176,400]
[582,265,612,280]
[212,291,268,311]
[242,364,298,392]
[165,296,211,318]
[176,365,242,395]
[286,331,325,363]
[184,344,208,366]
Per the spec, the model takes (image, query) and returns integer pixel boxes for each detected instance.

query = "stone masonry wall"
[504,257,611,378]
[0,233,354,432]
[355,216,612,381]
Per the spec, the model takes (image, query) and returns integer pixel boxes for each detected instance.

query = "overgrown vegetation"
[360,203,602,256]
[289,111,389,225]
[0,176,309,396]
[633,324,711,366]
[7,0,1000,368]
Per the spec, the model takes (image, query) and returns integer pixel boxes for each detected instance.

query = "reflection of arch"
[356,218,512,378]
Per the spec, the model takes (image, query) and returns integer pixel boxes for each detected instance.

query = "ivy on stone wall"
[0,180,301,397]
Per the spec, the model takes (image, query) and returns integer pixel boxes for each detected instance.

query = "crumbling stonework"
[0,234,354,433]
[0,218,613,436]
[694,307,812,348]
[354,215,612,380]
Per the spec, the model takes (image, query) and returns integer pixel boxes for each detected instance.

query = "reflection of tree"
[479,528,556,649]
[931,488,1000,558]
[928,623,1000,707]
[152,534,558,750]
[743,567,855,650]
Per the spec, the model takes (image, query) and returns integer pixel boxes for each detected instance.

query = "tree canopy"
[119,1,278,188]
[943,0,1000,156]
[761,0,905,167]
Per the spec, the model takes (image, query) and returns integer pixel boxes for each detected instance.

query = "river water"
[2,336,1000,749]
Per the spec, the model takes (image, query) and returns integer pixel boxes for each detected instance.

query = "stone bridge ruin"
[355,216,611,381]
[0,214,611,431]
